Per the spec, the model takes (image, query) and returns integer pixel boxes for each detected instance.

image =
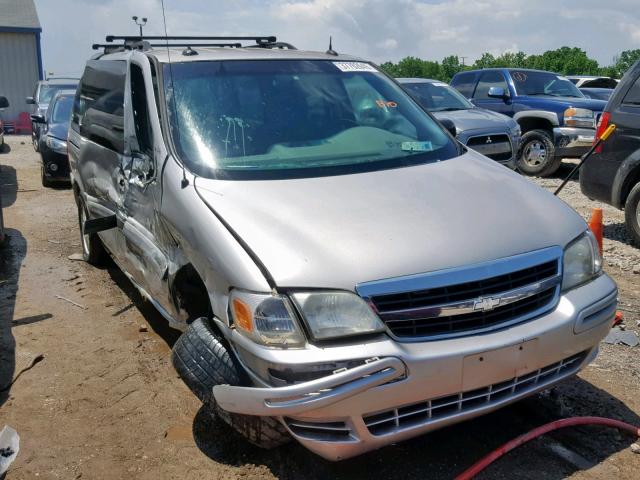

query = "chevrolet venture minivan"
[69,36,617,461]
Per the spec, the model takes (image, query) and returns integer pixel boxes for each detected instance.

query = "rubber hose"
[454,416,640,480]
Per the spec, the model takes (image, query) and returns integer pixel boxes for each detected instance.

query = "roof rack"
[92,42,242,50]
[93,35,296,55]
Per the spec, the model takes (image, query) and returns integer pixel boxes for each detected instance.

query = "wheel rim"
[636,200,640,228]
[522,140,547,168]
[80,207,90,255]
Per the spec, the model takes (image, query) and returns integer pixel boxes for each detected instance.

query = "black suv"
[580,60,640,246]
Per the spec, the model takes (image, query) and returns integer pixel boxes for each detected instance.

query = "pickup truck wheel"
[624,183,640,247]
[172,318,291,449]
[517,129,561,177]
[77,199,107,265]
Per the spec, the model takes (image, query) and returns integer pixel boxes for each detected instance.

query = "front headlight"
[562,230,602,291]
[563,107,595,128]
[46,136,67,154]
[292,291,385,341]
[229,290,305,348]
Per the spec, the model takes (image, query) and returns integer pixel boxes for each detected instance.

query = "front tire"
[77,198,107,265]
[517,129,561,177]
[172,318,290,449]
[624,183,640,247]
[41,164,53,188]
[32,129,39,152]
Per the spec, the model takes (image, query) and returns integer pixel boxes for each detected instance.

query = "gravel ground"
[530,161,640,273]
[1,139,639,479]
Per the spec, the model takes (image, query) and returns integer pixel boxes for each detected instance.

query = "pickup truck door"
[472,71,514,117]
[117,56,171,310]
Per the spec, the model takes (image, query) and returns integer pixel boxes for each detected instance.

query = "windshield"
[39,84,77,104]
[164,60,458,178]
[51,95,74,124]
[511,71,584,98]
[402,81,472,111]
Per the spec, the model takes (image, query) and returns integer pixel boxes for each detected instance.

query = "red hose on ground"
[455,416,640,480]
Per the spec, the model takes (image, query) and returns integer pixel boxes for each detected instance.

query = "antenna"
[326,36,338,56]
[160,0,189,188]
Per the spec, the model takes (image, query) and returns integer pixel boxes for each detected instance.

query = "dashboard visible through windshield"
[163,60,459,179]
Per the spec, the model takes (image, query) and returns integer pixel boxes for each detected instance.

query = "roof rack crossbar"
[93,42,244,50]
[105,35,276,43]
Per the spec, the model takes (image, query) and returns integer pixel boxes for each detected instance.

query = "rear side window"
[450,72,477,98]
[474,71,508,99]
[72,60,126,153]
[130,64,153,155]
[622,75,640,105]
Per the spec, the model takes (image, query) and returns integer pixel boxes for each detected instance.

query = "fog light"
[48,163,59,172]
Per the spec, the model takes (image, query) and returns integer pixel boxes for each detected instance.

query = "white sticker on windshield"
[333,62,378,73]
[432,82,448,87]
[401,141,433,152]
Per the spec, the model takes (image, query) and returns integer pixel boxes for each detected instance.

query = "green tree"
[473,53,497,69]
[441,55,463,81]
[614,49,640,77]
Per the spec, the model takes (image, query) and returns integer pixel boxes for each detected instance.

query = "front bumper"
[40,144,70,181]
[553,126,595,158]
[215,274,617,460]
[456,128,520,169]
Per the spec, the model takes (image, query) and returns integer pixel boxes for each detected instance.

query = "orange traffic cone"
[588,208,603,256]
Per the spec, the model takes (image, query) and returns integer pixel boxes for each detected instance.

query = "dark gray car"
[398,78,520,168]
[581,59,640,246]
[26,78,78,152]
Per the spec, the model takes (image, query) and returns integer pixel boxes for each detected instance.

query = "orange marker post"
[588,208,603,256]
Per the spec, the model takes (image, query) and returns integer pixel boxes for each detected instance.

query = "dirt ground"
[0,135,639,479]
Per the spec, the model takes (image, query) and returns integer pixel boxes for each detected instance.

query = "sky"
[33,0,640,77]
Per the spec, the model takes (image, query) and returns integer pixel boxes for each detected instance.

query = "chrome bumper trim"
[213,357,406,416]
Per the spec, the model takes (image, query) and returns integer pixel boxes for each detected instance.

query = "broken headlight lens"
[229,290,305,348]
[292,291,386,341]
[562,230,602,292]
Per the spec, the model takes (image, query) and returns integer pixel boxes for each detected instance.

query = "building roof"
[0,0,41,31]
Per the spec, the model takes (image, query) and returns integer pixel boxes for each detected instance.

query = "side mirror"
[488,87,508,99]
[0,96,8,109]
[439,118,457,137]
[25,96,35,105]
[30,113,46,123]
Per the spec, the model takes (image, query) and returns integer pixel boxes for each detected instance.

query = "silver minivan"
[69,36,617,461]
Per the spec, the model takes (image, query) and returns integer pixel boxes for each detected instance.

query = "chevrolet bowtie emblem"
[473,296,501,312]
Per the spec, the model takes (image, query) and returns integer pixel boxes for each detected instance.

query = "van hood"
[432,108,515,133]
[195,152,586,290]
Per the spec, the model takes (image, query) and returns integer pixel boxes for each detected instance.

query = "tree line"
[379,47,640,83]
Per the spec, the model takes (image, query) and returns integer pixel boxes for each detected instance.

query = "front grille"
[363,351,587,436]
[384,286,556,338]
[285,418,353,442]
[370,259,560,339]
[465,134,512,161]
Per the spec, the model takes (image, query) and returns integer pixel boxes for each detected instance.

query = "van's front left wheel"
[172,318,290,449]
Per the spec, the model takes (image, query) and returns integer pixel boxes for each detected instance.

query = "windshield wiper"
[431,107,468,112]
